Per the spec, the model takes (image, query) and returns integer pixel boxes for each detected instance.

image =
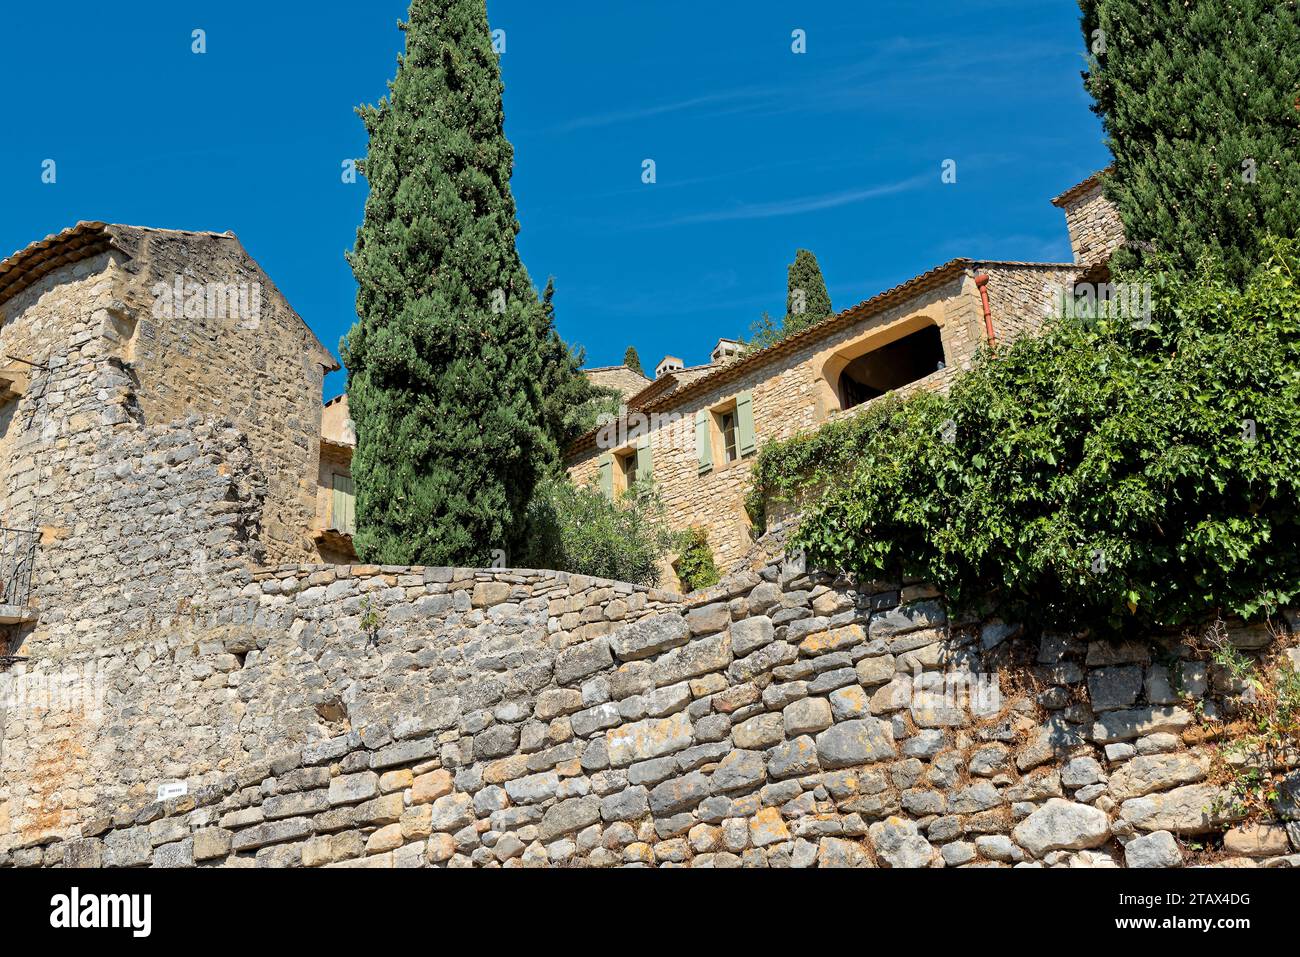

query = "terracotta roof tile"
[0,221,116,305]
[1050,167,1114,208]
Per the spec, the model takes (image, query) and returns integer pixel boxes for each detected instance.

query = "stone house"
[314,393,357,563]
[583,364,651,402]
[0,222,344,589]
[564,173,1126,584]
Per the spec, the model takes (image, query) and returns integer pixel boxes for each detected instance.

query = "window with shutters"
[615,448,637,494]
[601,438,652,498]
[331,472,356,535]
[697,390,756,475]
[718,410,739,463]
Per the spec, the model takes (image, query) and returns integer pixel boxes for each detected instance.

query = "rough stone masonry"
[0,214,1295,869]
[3,531,1298,866]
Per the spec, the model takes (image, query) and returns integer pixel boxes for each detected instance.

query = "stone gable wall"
[0,233,331,565]
[1060,182,1126,270]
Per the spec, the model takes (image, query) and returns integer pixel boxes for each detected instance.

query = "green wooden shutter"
[332,473,356,535]
[736,390,756,456]
[695,410,712,474]
[635,436,653,484]
[598,452,614,498]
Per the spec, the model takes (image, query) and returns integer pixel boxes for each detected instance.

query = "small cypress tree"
[623,346,644,376]
[1079,0,1300,283]
[344,0,550,565]
[783,249,833,336]
[536,278,618,467]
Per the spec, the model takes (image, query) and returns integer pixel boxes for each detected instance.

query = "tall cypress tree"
[623,346,644,376]
[344,0,550,565]
[1079,0,1300,283]
[783,249,833,336]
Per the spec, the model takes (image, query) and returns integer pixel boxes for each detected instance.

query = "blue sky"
[1,1,1110,399]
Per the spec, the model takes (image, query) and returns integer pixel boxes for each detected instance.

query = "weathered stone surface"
[230,817,313,853]
[610,614,691,661]
[733,712,785,750]
[1108,752,1210,801]
[1090,707,1194,743]
[540,797,602,841]
[654,634,732,687]
[869,816,933,867]
[192,828,233,862]
[606,711,694,767]
[815,719,896,769]
[1124,830,1183,868]
[686,602,731,636]
[729,616,775,657]
[1087,665,1144,711]
[555,638,614,684]
[800,623,866,656]
[263,790,329,819]
[869,601,945,638]
[783,696,833,736]
[749,807,791,847]
[768,736,820,779]
[1223,823,1291,858]
[430,794,475,833]
[649,772,711,815]
[601,785,650,822]
[1119,784,1245,835]
[712,750,767,793]
[412,770,454,804]
[817,836,872,867]
[1012,799,1110,857]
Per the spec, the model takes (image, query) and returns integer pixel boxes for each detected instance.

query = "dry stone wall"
[5,537,1297,868]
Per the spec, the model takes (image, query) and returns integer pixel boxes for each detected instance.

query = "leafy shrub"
[674,527,721,593]
[753,239,1300,636]
[521,475,675,587]
[1201,621,1300,823]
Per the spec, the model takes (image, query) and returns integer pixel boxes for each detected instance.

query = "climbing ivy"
[673,527,721,593]
[750,240,1300,637]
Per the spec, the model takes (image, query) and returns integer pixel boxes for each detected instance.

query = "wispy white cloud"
[641,172,933,228]
[553,89,772,133]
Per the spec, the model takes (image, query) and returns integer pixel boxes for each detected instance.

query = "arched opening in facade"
[834,324,945,410]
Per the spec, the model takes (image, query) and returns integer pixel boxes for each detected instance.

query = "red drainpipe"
[974,273,996,346]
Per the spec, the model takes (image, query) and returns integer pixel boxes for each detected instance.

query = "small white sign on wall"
[156,781,188,802]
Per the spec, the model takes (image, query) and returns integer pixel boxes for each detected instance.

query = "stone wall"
[1057,180,1126,270]
[980,263,1083,345]
[0,226,337,565]
[6,524,1296,867]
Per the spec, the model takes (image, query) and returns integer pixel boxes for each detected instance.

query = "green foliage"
[754,239,1300,636]
[744,311,781,354]
[521,476,675,587]
[744,250,834,353]
[1201,620,1300,823]
[784,248,833,335]
[1079,0,1300,284]
[623,346,644,376]
[343,0,595,564]
[673,527,721,593]
[537,278,618,464]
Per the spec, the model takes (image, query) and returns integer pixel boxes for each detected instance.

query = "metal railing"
[0,525,38,610]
